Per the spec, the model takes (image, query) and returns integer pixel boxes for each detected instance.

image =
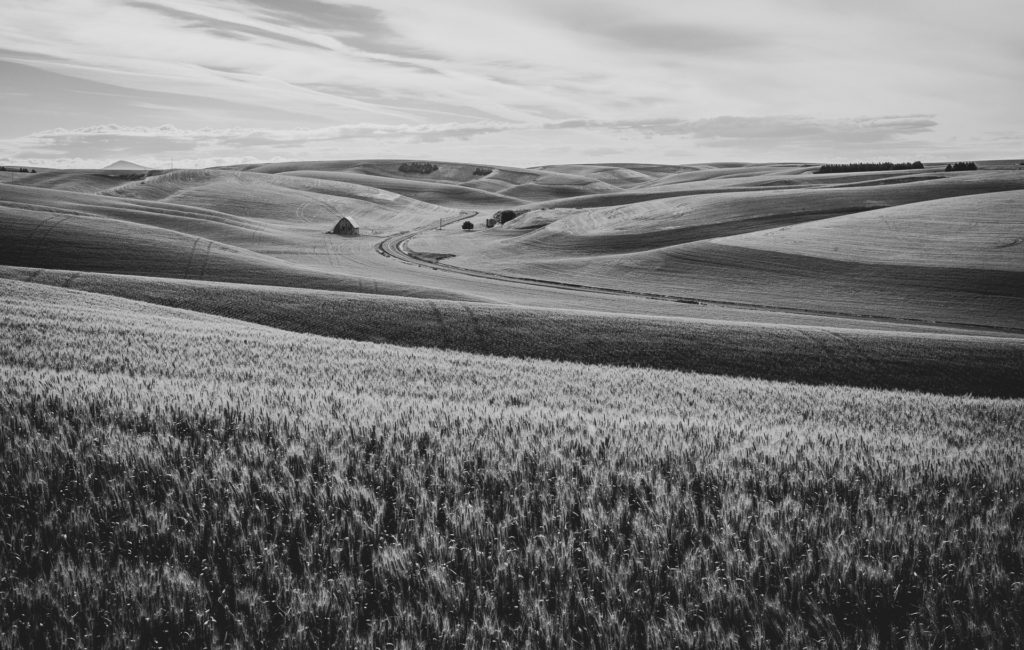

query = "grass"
[2,279,1024,647]
[4,266,1023,398]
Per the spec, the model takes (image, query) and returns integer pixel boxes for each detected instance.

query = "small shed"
[332,217,360,236]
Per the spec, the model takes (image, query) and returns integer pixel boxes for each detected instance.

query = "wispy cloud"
[544,115,938,144]
[1,0,1021,165]
[593,22,769,54]
[123,2,334,50]
[2,114,947,168]
[240,0,442,60]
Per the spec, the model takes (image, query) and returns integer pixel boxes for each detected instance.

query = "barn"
[332,217,360,236]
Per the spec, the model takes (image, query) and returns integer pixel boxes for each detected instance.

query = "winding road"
[375,211,703,306]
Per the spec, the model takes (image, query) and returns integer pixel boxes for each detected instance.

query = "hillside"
[4,159,1023,332]
[4,266,1022,397]
[0,184,475,301]
[103,159,149,171]
[723,190,1024,271]
[102,168,459,233]
[222,159,621,207]
[422,171,1024,330]
[10,169,150,193]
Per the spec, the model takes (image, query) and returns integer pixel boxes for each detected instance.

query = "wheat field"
[3,279,1022,648]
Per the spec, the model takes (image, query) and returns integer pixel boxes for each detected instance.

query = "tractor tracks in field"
[183,237,214,281]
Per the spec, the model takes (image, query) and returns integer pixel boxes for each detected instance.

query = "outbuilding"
[332,217,360,236]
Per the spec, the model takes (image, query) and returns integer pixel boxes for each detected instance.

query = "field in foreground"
[2,280,1023,648]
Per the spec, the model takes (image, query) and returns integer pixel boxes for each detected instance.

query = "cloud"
[593,22,770,55]
[123,2,332,50]
[7,121,522,156]
[2,0,1020,166]
[240,0,441,60]
[0,1,460,127]
[544,115,938,145]
[9,114,940,154]
[0,47,69,65]
[2,114,946,168]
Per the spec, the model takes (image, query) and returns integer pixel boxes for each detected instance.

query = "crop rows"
[2,280,1023,647]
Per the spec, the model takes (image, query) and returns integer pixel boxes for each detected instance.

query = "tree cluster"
[493,209,518,224]
[398,162,438,174]
[472,167,492,176]
[1,166,36,173]
[462,221,474,230]
[944,162,978,172]
[815,161,924,174]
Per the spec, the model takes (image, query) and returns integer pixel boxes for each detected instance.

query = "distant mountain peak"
[103,160,149,171]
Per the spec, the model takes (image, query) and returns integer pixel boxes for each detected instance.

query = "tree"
[945,162,977,172]
[398,162,438,174]
[816,161,926,174]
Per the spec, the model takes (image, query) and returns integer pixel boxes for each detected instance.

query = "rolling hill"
[102,168,460,233]
[10,168,151,193]
[4,265,1021,396]
[4,158,1022,349]
[0,183,476,301]
[222,159,622,207]
[421,169,1024,330]
[722,190,1024,271]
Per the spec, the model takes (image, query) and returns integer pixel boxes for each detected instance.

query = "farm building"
[332,217,360,236]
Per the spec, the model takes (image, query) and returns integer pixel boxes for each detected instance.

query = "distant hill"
[103,160,149,171]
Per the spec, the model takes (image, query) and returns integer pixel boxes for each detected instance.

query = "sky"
[1,0,1021,168]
